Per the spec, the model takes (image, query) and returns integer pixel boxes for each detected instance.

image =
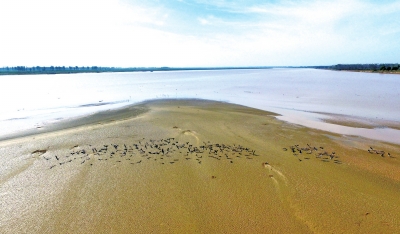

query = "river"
[1,68,399,143]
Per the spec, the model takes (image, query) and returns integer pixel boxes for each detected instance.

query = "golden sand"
[1,99,399,233]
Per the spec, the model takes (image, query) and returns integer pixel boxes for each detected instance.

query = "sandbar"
[1,99,399,233]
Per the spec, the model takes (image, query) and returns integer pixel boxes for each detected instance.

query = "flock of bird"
[41,138,263,169]
[367,147,395,158]
[283,144,342,164]
[37,138,396,169]
[282,144,395,164]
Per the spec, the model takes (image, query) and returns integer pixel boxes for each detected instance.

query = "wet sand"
[321,113,400,131]
[1,99,399,233]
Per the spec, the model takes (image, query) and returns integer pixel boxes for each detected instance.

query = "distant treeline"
[0,66,170,75]
[328,64,400,71]
[0,66,274,75]
[1,64,399,75]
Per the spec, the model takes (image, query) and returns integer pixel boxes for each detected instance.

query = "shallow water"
[1,69,399,143]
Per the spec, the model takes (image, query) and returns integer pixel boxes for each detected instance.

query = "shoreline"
[0,99,240,142]
[1,99,399,233]
[2,98,400,145]
[0,101,149,142]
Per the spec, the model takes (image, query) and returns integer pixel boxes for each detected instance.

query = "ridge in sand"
[1,99,399,233]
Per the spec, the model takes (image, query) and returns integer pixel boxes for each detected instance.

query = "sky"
[1,0,399,67]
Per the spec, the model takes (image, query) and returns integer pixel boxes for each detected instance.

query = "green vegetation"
[330,63,400,73]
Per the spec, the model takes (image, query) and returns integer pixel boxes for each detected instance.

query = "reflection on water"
[1,69,399,143]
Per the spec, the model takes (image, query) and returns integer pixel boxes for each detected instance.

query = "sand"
[1,99,399,233]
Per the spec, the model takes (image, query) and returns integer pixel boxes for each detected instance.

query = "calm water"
[1,69,399,143]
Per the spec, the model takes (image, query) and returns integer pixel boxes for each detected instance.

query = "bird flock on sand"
[282,144,396,163]
[283,144,342,164]
[41,138,263,170]
[34,138,395,169]
[367,147,395,158]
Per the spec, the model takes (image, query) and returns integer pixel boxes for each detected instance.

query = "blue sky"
[1,0,399,67]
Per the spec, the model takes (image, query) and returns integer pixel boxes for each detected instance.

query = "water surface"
[1,69,399,143]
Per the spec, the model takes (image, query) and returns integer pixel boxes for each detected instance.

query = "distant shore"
[326,63,400,74]
[0,66,274,76]
[338,69,400,74]
[2,64,399,76]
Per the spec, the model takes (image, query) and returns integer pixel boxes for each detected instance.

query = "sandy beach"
[1,99,399,233]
